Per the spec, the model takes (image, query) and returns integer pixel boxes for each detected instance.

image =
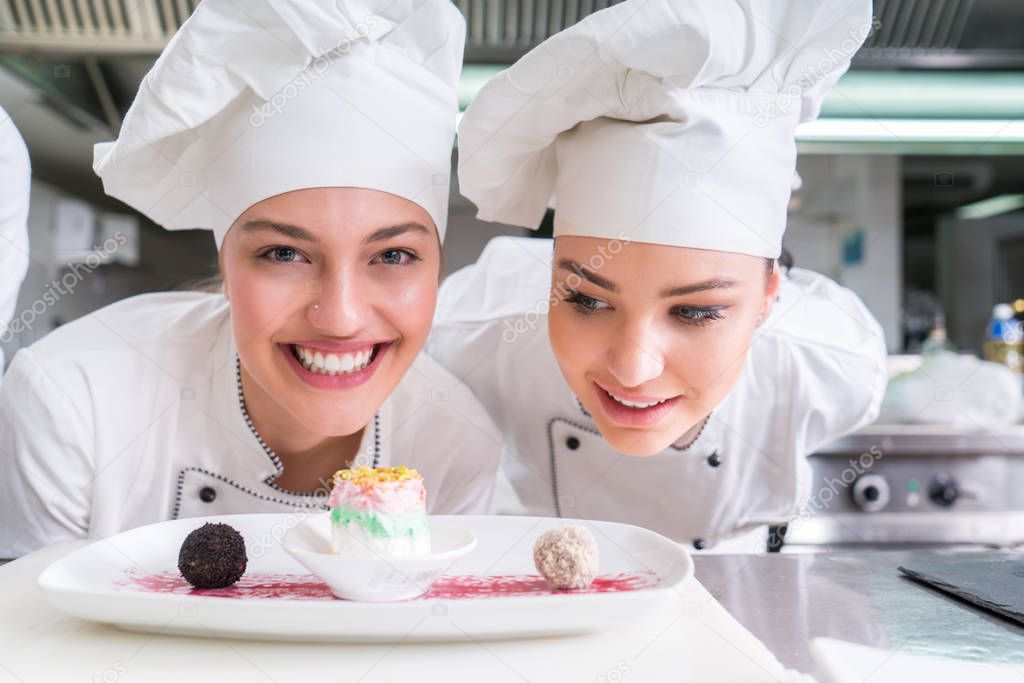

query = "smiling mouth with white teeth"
[603,389,671,409]
[290,343,381,375]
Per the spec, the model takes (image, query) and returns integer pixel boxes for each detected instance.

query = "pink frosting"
[329,478,426,515]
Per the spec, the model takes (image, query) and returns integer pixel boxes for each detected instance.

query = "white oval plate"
[37,513,693,642]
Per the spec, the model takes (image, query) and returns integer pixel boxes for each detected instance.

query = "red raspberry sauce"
[117,569,661,601]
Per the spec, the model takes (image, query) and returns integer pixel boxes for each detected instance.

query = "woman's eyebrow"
[660,278,738,297]
[557,259,618,292]
[364,222,430,243]
[241,220,319,243]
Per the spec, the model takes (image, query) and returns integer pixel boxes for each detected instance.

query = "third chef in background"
[0,106,30,375]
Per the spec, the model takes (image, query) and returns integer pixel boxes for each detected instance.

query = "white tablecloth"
[0,541,812,682]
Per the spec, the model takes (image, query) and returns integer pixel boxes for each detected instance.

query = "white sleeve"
[429,236,553,434]
[0,349,94,558]
[0,111,31,364]
[756,269,888,456]
[422,383,502,515]
[425,314,509,434]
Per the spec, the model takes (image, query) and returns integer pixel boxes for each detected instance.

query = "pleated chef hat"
[94,0,465,248]
[458,0,872,258]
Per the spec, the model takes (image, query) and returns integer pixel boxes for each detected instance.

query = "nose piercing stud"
[313,304,320,311]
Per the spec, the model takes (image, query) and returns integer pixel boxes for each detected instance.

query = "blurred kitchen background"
[0,0,1023,550]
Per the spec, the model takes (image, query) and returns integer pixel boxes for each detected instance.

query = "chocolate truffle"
[533,525,599,590]
[177,522,247,588]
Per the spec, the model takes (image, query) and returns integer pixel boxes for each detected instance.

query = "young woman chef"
[430,0,887,551]
[0,0,500,558]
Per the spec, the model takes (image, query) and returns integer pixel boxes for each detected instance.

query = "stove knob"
[851,474,890,512]
[928,473,959,507]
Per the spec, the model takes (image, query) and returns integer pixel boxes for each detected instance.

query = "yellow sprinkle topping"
[333,465,421,487]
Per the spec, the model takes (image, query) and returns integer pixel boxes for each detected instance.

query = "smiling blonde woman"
[0,0,499,558]
[429,0,887,552]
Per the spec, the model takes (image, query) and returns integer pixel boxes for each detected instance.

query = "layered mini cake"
[328,465,430,557]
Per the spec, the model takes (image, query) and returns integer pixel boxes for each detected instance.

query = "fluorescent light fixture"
[453,113,1024,154]
[955,194,1024,220]
[820,72,1024,120]
[797,118,1024,144]
[457,68,1024,155]
[795,118,1024,154]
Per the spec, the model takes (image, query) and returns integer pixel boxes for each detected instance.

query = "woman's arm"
[757,268,888,455]
[0,349,94,558]
[427,236,554,435]
[426,389,502,515]
[395,352,503,516]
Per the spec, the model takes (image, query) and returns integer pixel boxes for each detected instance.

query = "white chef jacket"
[0,292,500,558]
[427,237,887,551]
[0,110,30,372]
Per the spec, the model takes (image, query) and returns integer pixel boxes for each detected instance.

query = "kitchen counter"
[6,545,1023,680]
[695,550,1024,679]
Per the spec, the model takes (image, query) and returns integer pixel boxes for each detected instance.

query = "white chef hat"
[458,0,872,258]
[94,0,465,248]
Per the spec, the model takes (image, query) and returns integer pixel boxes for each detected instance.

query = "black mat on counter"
[899,558,1024,627]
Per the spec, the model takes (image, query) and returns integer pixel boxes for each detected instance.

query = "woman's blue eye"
[563,290,608,314]
[261,246,305,263]
[373,249,419,266]
[673,307,725,326]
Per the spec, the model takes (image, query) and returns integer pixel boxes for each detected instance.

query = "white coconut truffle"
[533,525,599,590]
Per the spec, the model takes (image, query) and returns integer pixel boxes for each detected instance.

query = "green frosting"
[331,506,427,539]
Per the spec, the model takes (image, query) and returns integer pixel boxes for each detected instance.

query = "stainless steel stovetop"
[783,424,1024,550]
